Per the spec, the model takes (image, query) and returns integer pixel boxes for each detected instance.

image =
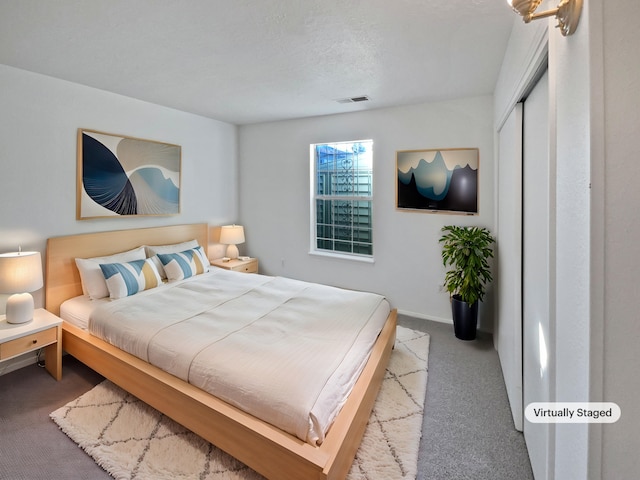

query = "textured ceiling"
[0,0,515,125]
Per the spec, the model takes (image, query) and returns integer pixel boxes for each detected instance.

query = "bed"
[45,224,397,480]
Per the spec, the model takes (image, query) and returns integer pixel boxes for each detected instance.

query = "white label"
[525,402,621,423]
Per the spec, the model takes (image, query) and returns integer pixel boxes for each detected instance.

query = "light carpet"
[50,326,429,480]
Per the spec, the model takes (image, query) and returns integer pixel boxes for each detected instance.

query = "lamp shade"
[219,225,245,245]
[0,251,43,294]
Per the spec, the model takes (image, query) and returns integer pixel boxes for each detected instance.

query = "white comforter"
[88,269,387,443]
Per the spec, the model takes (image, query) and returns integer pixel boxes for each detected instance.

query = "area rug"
[51,326,429,480]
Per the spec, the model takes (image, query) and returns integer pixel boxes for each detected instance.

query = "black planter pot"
[451,294,478,341]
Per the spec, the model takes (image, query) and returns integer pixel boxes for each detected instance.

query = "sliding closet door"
[523,70,552,480]
[496,103,523,431]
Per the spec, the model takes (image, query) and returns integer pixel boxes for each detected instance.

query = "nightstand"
[0,308,62,380]
[210,257,259,273]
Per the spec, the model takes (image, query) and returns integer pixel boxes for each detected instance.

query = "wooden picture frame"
[396,148,479,214]
[77,129,181,219]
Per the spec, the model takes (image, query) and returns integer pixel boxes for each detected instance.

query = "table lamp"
[219,225,245,260]
[0,250,43,324]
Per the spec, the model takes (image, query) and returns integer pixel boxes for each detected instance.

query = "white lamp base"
[225,244,239,260]
[6,293,35,324]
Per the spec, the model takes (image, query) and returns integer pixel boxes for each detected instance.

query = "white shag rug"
[51,326,429,480]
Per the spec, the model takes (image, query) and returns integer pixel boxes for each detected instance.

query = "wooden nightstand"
[210,257,259,273]
[0,308,62,380]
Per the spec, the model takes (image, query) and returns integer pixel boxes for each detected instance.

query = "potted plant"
[439,225,495,340]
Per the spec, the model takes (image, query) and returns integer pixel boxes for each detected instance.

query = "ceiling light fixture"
[507,0,582,36]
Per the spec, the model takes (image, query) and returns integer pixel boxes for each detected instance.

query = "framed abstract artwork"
[77,129,181,219]
[396,148,479,214]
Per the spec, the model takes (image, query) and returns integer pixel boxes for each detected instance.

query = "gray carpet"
[400,317,533,480]
[0,315,533,479]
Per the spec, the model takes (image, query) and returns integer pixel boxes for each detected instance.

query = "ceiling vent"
[336,95,370,104]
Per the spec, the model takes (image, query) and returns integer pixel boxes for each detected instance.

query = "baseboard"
[397,309,493,336]
[397,309,453,325]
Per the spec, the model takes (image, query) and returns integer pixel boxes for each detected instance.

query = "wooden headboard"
[45,223,209,315]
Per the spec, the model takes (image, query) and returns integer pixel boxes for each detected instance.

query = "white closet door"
[523,70,552,480]
[497,103,523,431]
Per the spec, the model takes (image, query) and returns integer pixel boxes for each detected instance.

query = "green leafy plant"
[439,225,495,306]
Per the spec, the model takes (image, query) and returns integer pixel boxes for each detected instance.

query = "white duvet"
[88,269,388,444]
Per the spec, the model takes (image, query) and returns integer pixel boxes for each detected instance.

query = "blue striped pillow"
[157,246,209,282]
[99,258,162,299]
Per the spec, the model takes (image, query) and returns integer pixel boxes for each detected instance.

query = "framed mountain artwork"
[396,148,479,214]
[77,129,181,219]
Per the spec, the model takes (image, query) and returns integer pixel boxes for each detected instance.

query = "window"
[311,140,373,258]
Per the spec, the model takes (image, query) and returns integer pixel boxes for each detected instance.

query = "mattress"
[60,269,390,444]
[60,295,106,330]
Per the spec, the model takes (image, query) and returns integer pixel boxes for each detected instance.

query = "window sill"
[308,250,375,264]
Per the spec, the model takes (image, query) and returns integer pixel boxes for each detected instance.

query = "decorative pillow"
[76,246,146,300]
[99,258,162,300]
[157,246,209,282]
[145,240,200,279]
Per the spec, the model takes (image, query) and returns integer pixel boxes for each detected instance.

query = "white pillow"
[99,258,162,300]
[75,246,146,299]
[157,246,210,282]
[145,240,203,278]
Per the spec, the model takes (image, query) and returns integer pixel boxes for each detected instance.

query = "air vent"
[336,95,370,104]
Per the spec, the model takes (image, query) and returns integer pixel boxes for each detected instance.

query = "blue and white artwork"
[78,130,181,219]
[396,148,478,214]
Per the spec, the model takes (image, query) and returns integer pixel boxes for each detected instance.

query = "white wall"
[494,20,547,130]
[238,96,496,326]
[0,64,238,373]
[599,0,640,477]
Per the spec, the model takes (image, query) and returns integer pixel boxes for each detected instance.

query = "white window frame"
[309,139,374,262]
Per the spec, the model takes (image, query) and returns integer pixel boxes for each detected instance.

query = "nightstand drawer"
[230,259,258,273]
[211,257,258,273]
[0,326,57,360]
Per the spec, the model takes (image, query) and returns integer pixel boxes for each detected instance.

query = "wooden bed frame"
[45,223,397,480]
